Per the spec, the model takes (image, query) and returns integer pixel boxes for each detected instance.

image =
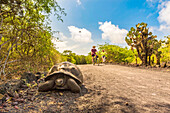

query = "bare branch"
[0,37,18,51]
[0,5,3,42]
[1,31,23,77]
[0,59,21,65]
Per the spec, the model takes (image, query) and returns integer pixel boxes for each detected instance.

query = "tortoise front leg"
[38,80,54,92]
[67,78,81,93]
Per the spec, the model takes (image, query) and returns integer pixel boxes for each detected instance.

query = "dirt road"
[75,64,170,113]
[1,64,170,113]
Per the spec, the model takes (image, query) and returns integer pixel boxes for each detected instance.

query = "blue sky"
[50,0,170,55]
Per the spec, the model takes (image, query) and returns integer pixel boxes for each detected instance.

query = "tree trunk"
[136,47,143,65]
[149,55,151,66]
[157,55,160,65]
[145,54,147,66]
[156,52,161,65]
[144,38,148,66]
[152,56,154,65]
[0,6,3,42]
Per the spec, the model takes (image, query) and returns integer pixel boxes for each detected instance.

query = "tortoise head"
[54,73,67,87]
[55,78,64,86]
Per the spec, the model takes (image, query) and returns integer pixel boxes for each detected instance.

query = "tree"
[160,35,170,63]
[0,0,66,78]
[62,50,76,63]
[62,50,89,64]
[98,44,135,64]
[147,39,162,65]
[125,22,158,66]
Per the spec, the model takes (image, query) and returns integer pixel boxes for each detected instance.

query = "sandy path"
[1,64,170,113]
[76,64,170,113]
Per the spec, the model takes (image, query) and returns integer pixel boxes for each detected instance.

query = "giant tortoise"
[38,62,83,93]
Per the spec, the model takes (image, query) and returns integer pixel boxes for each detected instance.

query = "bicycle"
[102,55,106,64]
[93,55,99,66]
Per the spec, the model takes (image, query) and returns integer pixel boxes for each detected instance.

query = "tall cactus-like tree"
[160,35,170,63]
[147,39,162,65]
[125,22,157,66]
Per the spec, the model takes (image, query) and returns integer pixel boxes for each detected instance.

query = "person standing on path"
[101,50,107,63]
[91,46,97,64]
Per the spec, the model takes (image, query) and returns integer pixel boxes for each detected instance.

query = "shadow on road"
[143,102,170,113]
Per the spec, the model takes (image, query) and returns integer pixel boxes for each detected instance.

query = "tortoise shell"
[45,62,83,85]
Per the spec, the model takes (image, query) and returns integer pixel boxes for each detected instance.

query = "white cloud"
[98,22,103,25]
[147,1,170,37]
[149,26,157,33]
[52,37,68,52]
[158,1,167,9]
[76,0,81,5]
[157,1,170,33]
[57,32,68,40]
[52,26,93,55]
[158,1,170,25]
[146,0,153,2]
[159,25,170,34]
[68,26,93,43]
[146,0,163,2]
[99,21,128,44]
[146,0,159,7]
[146,0,169,8]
